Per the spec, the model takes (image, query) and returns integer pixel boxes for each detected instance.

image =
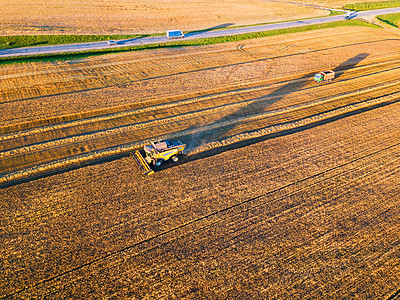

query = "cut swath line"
[0,76,307,141]
[1,89,400,186]
[187,91,400,154]
[2,74,400,161]
[3,54,400,141]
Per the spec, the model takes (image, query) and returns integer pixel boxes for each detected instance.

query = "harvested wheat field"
[0,0,328,35]
[1,25,400,298]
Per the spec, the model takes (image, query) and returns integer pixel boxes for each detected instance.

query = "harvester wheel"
[172,156,179,162]
[155,159,163,167]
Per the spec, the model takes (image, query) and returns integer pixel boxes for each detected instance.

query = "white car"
[345,11,353,20]
[107,40,117,45]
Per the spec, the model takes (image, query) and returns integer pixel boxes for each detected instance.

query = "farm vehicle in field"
[313,70,335,83]
[134,140,186,175]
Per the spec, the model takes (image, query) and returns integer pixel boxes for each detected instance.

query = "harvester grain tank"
[134,140,186,175]
[313,70,335,83]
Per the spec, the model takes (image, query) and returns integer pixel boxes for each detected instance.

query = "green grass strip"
[0,34,148,50]
[344,0,400,11]
[0,12,343,51]
[377,12,400,27]
[0,20,378,65]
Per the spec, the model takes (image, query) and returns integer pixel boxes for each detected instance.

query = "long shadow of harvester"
[176,53,370,162]
[0,54,371,186]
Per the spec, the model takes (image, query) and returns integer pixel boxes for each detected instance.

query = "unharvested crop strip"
[188,91,400,154]
[3,53,399,141]
[3,67,400,163]
[1,87,400,188]
[0,77,307,141]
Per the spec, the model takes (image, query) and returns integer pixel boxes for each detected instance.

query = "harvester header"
[134,140,186,175]
[133,151,154,175]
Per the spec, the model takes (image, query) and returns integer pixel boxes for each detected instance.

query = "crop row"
[2,54,400,185]
[6,126,400,298]
[0,27,395,128]
[3,93,400,297]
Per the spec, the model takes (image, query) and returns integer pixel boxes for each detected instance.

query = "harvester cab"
[313,73,324,83]
[133,140,186,175]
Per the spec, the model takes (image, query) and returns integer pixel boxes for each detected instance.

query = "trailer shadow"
[332,53,369,78]
[117,35,151,45]
[179,53,369,152]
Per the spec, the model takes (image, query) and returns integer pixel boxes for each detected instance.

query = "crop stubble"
[2,28,400,184]
[1,26,400,298]
[2,93,400,298]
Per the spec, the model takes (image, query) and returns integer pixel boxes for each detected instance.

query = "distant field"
[295,0,400,10]
[0,0,328,35]
[1,1,399,37]
[345,0,400,10]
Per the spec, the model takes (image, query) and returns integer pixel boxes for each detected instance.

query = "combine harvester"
[134,140,186,175]
[313,70,335,83]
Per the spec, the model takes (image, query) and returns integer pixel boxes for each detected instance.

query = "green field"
[344,0,400,11]
[377,12,400,27]
[0,34,147,50]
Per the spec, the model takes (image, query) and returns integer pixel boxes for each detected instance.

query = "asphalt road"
[1,7,400,58]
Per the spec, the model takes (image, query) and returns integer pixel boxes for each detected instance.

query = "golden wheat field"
[2,24,400,298]
[0,0,395,36]
[0,0,328,35]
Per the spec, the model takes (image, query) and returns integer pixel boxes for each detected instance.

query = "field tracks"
[3,51,400,187]
[0,76,309,139]
[2,62,400,143]
[3,56,400,187]
[0,38,397,107]
[1,88,400,188]
[188,90,400,154]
